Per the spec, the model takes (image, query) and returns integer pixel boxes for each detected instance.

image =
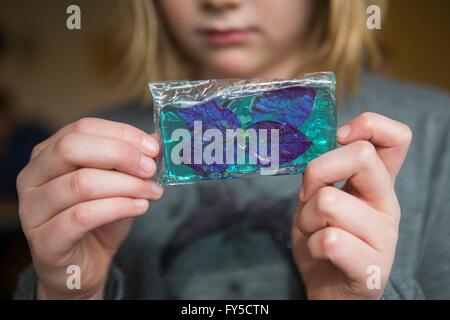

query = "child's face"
[159,0,313,78]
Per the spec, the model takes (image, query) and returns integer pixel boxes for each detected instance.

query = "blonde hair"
[99,0,384,96]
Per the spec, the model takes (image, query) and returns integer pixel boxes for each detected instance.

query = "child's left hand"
[291,112,412,299]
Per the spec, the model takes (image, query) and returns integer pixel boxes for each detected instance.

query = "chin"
[203,50,263,78]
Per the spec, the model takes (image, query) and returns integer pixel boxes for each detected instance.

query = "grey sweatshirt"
[14,73,450,299]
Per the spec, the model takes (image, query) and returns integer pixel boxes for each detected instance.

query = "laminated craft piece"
[149,72,337,185]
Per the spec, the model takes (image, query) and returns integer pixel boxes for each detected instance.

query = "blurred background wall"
[0,0,449,299]
[0,0,142,129]
[380,0,450,91]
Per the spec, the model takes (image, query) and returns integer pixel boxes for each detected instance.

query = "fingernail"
[150,182,164,196]
[134,199,149,212]
[338,124,351,139]
[142,136,158,154]
[140,156,155,174]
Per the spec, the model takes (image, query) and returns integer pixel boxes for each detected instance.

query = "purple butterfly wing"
[178,99,241,175]
[248,120,312,165]
[251,86,316,129]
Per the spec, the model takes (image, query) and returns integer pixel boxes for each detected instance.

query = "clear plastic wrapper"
[149,72,337,185]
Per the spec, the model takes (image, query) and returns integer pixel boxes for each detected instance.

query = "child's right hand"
[16,118,163,299]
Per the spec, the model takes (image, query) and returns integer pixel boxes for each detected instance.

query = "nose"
[201,0,243,12]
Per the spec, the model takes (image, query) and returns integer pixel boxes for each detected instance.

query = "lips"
[198,28,255,46]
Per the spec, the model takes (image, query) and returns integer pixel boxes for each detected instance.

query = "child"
[14,0,450,299]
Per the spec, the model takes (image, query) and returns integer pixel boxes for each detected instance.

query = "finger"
[295,186,398,252]
[37,197,149,254]
[301,140,397,212]
[307,227,385,284]
[24,168,164,229]
[337,112,412,181]
[291,214,316,272]
[23,133,157,187]
[30,118,159,160]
